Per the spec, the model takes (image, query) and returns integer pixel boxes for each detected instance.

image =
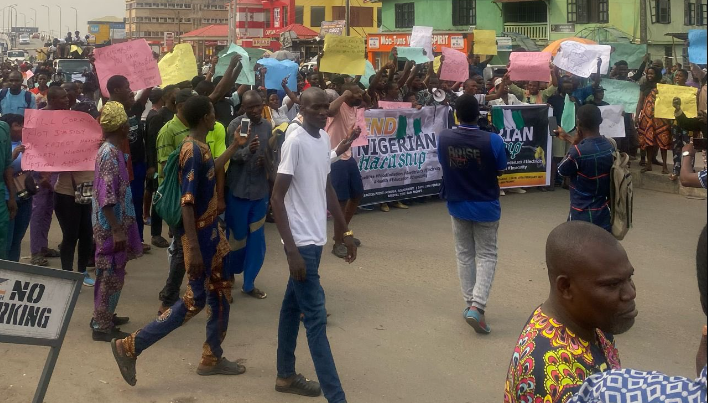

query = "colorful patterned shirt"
[504,307,622,403]
[568,366,707,403]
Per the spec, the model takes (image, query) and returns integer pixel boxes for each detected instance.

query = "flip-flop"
[111,339,137,386]
[31,256,49,266]
[275,374,322,397]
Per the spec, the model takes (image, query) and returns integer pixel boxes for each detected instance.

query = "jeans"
[224,194,267,291]
[30,183,54,255]
[131,161,146,242]
[54,193,91,273]
[451,217,499,311]
[6,197,32,261]
[277,245,345,403]
[158,233,186,306]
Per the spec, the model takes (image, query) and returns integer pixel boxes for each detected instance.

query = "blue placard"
[257,58,299,91]
[688,29,707,64]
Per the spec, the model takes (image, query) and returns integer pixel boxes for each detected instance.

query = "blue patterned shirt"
[568,366,707,403]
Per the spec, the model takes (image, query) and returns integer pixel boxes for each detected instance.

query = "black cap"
[175,89,195,105]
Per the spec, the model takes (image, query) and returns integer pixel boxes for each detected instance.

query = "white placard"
[599,105,626,138]
[410,26,433,60]
[0,269,77,340]
[553,42,611,78]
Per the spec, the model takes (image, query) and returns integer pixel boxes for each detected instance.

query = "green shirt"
[509,84,557,104]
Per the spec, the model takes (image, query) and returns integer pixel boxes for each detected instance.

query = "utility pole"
[41,5,49,37]
[345,0,350,36]
[71,7,78,32]
[639,0,647,44]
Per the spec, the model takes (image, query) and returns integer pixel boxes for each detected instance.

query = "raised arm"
[209,55,243,104]
[329,90,352,117]
[397,60,414,88]
[281,77,300,109]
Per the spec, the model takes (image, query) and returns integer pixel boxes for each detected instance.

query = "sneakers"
[151,236,170,248]
[83,272,95,287]
[506,188,526,194]
[500,190,506,196]
[380,203,390,212]
[197,357,246,376]
[332,243,348,259]
[463,306,491,334]
[390,201,409,209]
[92,327,131,342]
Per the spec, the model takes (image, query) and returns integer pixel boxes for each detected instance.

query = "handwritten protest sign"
[433,56,441,73]
[509,52,552,82]
[21,109,103,172]
[257,58,299,91]
[553,42,611,77]
[93,39,161,97]
[216,44,256,85]
[473,30,498,55]
[397,47,429,64]
[351,108,370,147]
[410,26,433,61]
[320,34,366,76]
[598,105,626,138]
[603,79,640,114]
[607,42,647,69]
[158,43,198,87]
[379,101,413,110]
[655,84,698,120]
[439,48,469,83]
[689,29,707,64]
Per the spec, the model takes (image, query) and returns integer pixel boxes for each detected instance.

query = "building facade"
[124,0,229,46]
[290,0,382,37]
[88,16,126,46]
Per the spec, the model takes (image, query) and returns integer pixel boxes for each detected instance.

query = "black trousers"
[54,193,92,273]
[158,231,186,306]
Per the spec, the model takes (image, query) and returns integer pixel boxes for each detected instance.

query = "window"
[395,3,415,28]
[295,6,304,24]
[699,1,708,24]
[503,1,546,23]
[686,0,697,25]
[567,0,608,23]
[377,7,382,27]
[452,0,476,26]
[332,7,374,27]
[311,6,325,27]
[656,0,671,23]
[265,10,271,28]
[283,7,288,26]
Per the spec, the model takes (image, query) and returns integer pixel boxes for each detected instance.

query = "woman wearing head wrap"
[636,66,672,174]
[90,101,143,342]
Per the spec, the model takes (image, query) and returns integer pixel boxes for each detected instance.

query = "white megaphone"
[432,88,446,103]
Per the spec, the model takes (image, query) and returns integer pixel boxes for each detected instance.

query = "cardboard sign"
[554,42,611,78]
[603,79,641,114]
[320,34,366,76]
[397,47,430,64]
[257,58,299,91]
[598,105,626,138]
[607,42,647,70]
[473,30,498,55]
[93,39,162,97]
[439,48,469,83]
[509,52,552,82]
[216,44,256,85]
[688,29,707,64]
[655,84,698,120]
[158,43,198,87]
[21,109,103,172]
[410,26,434,61]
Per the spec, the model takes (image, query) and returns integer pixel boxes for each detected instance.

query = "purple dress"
[91,141,142,332]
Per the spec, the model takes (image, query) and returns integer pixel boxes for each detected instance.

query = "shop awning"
[269,24,319,39]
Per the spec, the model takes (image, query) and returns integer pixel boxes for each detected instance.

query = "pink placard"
[93,39,162,97]
[25,70,34,80]
[509,52,552,82]
[379,101,413,110]
[439,48,469,83]
[22,109,103,172]
[351,108,369,147]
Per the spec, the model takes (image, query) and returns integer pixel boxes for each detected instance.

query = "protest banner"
[598,105,626,138]
[361,60,376,89]
[440,48,469,83]
[93,39,161,97]
[655,84,698,119]
[491,104,552,188]
[397,47,430,64]
[688,29,707,64]
[353,106,448,205]
[607,42,647,69]
[320,34,366,76]
[602,79,640,114]
[473,30,498,55]
[215,44,256,85]
[21,109,103,172]
[379,101,413,110]
[509,52,552,82]
[410,26,434,61]
[319,20,345,38]
[158,43,198,87]
[256,58,299,91]
[554,42,611,77]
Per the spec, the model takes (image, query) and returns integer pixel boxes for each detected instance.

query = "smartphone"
[548,116,559,136]
[694,138,706,151]
[240,118,250,137]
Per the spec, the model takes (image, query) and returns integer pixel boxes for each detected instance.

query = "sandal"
[31,254,49,266]
[42,248,60,258]
[141,243,151,253]
[640,167,652,173]
[275,374,322,397]
[669,174,678,181]
[111,339,137,386]
[242,287,267,299]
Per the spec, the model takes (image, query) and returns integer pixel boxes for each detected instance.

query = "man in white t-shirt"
[270,87,357,403]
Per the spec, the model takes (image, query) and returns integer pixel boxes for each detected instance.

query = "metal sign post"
[0,260,83,403]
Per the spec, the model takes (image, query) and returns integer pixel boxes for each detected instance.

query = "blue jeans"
[224,194,267,291]
[130,161,146,242]
[6,197,32,262]
[277,245,345,403]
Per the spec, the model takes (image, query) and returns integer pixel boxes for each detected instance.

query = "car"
[6,50,28,64]
[32,33,40,39]
[19,34,30,45]
[53,58,92,83]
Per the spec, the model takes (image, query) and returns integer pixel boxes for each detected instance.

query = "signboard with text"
[366,33,469,55]
[12,27,39,34]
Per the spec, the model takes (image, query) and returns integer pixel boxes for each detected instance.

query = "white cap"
[494,77,503,87]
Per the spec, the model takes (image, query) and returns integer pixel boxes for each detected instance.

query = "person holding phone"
[224,90,272,299]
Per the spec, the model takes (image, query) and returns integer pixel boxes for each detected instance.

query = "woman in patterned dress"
[91,101,142,342]
[637,66,672,174]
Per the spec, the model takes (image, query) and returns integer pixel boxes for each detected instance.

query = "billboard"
[12,27,39,34]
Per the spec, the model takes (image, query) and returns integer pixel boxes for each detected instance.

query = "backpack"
[0,88,33,114]
[605,137,633,240]
[153,141,193,228]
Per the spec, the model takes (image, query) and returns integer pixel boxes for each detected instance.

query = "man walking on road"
[437,94,507,334]
[270,87,357,402]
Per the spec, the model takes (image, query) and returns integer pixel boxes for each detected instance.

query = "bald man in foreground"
[504,221,638,403]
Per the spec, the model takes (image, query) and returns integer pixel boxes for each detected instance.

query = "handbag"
[13,171,38,201]
[70,173,93,205]
[153,141,192,228]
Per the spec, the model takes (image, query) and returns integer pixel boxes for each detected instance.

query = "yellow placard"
[158,43,198,87]
[320,34,366,76]
[655,84,698,120]
[473,30,497,56]
[433,55,441,73]
[70,45,82,54]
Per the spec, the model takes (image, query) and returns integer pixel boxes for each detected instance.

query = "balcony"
[503,23,548,41]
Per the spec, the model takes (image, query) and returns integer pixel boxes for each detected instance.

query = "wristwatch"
[343,230,354,239]
[683,151,692,157]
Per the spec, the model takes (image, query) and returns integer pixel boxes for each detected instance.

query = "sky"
[5,0,125,37]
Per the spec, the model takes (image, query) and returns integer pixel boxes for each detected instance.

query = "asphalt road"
[0,188,705,403]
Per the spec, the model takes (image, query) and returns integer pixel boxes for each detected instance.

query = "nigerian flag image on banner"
[490,104,552,188]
